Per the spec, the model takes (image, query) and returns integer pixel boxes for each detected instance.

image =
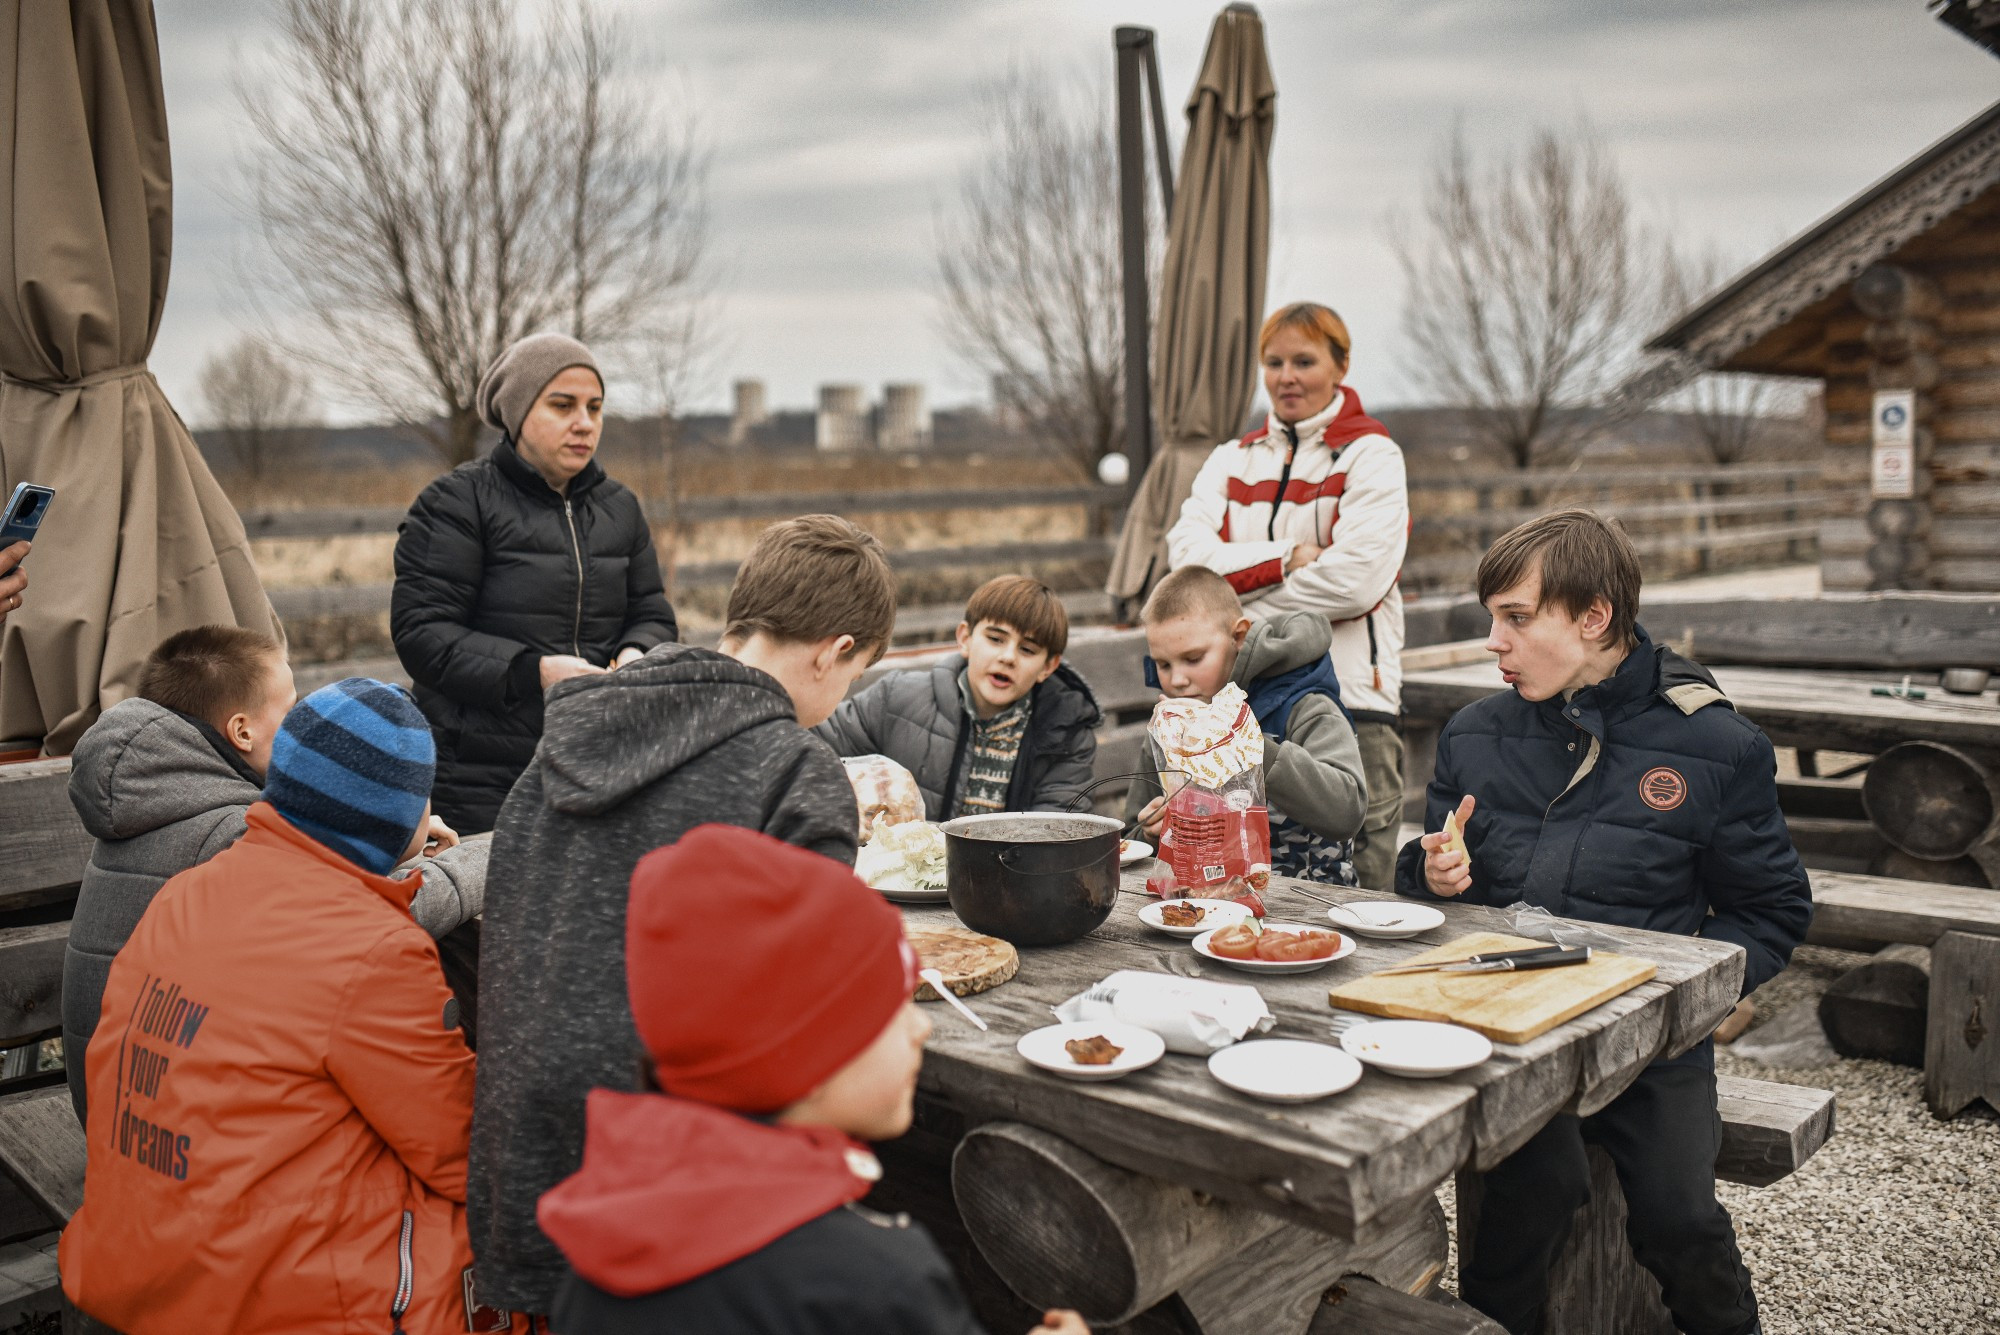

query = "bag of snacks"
[1147,683,1271,893]
[841,754,925,839]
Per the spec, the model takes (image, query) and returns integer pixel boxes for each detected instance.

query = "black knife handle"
[1504,947,1592,970]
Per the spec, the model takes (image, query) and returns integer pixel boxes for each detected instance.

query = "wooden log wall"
[1822,198,2000,590]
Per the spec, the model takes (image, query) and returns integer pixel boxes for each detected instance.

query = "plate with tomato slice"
[1191,920,1354,974]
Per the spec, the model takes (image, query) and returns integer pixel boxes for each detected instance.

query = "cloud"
[146,0,1998,422]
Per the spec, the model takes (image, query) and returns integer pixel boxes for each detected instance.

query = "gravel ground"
[1434,945,2000,1333]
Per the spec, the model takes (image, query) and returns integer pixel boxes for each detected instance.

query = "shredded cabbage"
[856,819,948,892]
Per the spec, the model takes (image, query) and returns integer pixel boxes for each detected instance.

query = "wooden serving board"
[1327,931,1657,1045]
[908,925,1019,1001]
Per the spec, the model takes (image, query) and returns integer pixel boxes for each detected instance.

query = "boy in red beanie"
[536,824,1086,1335]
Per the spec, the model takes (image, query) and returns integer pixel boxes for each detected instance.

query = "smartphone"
[0,483,54,548]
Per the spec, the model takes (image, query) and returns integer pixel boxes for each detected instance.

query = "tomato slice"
[1254,929,1340,962]
[1207,923,1262,959]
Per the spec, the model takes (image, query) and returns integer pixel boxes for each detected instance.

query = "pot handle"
[996,842,1123,877]
[1062,769,1191,815]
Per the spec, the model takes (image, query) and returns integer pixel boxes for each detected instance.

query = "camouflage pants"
[1350,719,1406,891]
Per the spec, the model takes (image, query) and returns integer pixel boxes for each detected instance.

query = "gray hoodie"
[61,697,488,1125]
[1124,611,1369,875]
[468,642,859,1313]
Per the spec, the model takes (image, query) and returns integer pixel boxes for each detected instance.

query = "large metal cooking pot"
[940,813,1121,947]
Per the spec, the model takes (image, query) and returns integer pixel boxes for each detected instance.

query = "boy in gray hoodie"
[61,626,484,1125]
[1124,566,1368,885]
[469,514,900,1318]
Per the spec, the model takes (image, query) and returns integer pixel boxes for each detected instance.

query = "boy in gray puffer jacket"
[816,575,1101,819]
[61,626,484,1126]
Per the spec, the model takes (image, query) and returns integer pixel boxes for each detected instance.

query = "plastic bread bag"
[1054,970,1274,1055]
[841,754,925,840]
[1147,683,1271,892]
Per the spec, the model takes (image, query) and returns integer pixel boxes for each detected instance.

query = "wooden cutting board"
[908,925,1019,1001]
[1327,932,1656,1044]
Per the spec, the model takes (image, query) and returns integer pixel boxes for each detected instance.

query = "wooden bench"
[1459,1073,1832,1333]
[1807,871,2000,1117]
[0,1087,86,1326]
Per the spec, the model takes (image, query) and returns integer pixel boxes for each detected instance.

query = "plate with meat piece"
[1137,897,1251,939]
[1119,838,1154,865]
[1016,1021,1166,1082]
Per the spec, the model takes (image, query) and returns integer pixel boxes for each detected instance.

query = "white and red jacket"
[1167,389,1408,718]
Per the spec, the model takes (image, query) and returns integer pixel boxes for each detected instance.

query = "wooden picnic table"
[888,868,1743,1334]
[1403,659,2000,756]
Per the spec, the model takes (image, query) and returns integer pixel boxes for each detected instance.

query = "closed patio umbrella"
[1106,2,1275,608]
[0,1,278,754]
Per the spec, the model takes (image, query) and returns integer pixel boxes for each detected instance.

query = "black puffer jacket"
[392,439,677,833]
[1395,627,1811,998]
[814,657,1102,819]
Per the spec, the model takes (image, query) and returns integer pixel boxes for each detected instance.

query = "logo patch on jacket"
[1639,767,1687,811]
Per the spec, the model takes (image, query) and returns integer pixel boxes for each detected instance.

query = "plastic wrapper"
[1501,903,1630,951]
[1148,684,1270,892]
[841,754,925,840]
[1053,970,1274,1055]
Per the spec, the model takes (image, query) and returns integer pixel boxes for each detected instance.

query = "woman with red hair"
[1167,302,1410,889]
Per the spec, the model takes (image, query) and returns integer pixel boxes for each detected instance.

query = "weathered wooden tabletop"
[1402,659,2000,754]
[900,869,1743,1246]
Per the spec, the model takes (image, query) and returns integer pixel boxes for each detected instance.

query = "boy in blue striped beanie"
[265,678,438,875]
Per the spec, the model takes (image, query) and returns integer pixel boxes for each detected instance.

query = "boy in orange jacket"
[61,679,516,1334]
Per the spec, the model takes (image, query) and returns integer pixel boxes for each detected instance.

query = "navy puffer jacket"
[1395,627,1811,997]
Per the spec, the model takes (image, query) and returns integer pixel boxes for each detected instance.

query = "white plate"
[1119,839,1154,865]
[874,883,950,904]
[1339,1019,1494,1078]
[1323,901,1446,940]
[1207,1039,1363,1103]
[1137,897,1251,939]
[1191,922,1355,974]
[1016,1021,1167,1082]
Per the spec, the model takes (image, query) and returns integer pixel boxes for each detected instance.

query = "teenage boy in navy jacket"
[1396,509,1810,1335]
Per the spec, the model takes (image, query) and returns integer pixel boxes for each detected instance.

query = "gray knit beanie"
[475,333,604,439]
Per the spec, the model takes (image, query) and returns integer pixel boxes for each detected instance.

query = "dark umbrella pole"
[1115,25,1173,494]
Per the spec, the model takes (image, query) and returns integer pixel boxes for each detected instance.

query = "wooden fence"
[249,463,1822,629]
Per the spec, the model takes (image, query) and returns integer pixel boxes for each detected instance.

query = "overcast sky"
[151,0,1997,421]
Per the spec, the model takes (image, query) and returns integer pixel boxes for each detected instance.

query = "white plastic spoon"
[920,968,988,1031]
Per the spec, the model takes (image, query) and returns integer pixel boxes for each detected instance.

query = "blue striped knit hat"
[263,679,436,876]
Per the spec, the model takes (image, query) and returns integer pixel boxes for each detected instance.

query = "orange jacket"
[61,803,495,1334]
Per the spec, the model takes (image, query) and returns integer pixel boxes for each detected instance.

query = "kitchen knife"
[1372,944,1581,976]
[1435,947,1592,973]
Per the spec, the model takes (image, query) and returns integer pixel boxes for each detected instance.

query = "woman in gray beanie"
[391,333,678,833]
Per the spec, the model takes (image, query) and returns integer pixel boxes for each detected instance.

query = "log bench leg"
[1925,930,2000,1119]
[951,1121,1451,1335]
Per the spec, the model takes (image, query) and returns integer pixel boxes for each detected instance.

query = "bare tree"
[1393,124,1656,470]
[935,71,1151,479]
[198,337,320,480]
[1658,244,1794,466]
[240,0,708,465]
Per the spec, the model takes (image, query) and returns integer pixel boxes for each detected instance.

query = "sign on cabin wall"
[1872,389,1917,499]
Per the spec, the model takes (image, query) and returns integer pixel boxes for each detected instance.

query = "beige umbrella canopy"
[1107,2,1275,606]
[0,1,278,754]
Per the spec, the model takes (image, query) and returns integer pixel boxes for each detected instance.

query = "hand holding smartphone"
[0,483,53,549]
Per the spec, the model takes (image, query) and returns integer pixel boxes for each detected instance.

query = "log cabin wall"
[1816,189,2000,591]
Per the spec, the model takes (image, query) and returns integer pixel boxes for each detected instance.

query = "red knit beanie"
[626,824,918,1114]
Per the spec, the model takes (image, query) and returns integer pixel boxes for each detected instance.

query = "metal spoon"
[919,968,988,1032]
